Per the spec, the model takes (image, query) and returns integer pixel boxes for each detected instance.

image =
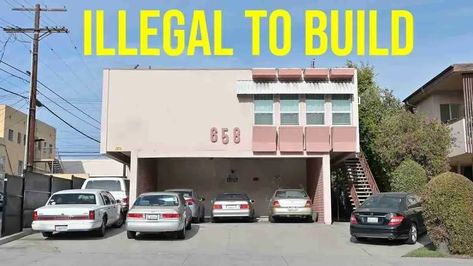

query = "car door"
[106,192,120,222]
[101,193,115,225]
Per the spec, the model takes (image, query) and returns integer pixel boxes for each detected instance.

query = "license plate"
[225,205,239,209]
[367,217,378,223]
[55,225,68,232]
[146,214,159,220]
[288,207,298,211]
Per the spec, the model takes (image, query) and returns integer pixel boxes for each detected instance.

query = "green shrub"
[390,159,427,194]
[422,172,473,255]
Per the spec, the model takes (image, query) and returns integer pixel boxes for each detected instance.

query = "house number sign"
[210,127,240,144]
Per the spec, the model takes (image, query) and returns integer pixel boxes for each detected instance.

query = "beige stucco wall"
[415,92,464,121]
[156,158,306,217]
[102,69,359,158]
[0,104,56,175]
[62,158,126,177]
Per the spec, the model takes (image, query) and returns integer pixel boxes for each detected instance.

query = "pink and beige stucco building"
[101,68,360,224]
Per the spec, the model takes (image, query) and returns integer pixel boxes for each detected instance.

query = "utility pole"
[3,4,68,172]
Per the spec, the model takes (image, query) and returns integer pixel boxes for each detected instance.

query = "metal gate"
[1,174,24,237]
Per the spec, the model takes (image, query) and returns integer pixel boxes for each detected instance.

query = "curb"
[0,228,34,245]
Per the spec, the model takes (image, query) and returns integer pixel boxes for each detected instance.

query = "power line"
[0,59,101,125]
[40,101,100,143]
[0,85,27,99]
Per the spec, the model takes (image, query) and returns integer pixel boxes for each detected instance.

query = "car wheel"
[305,215,314,223]
[113,212,124,228]
[406,223,418,245]
[42,232,53,238]
[211,217,218,223]
[269,215,276,223]
[176,226,186,240]
[96,217,107,237]
[186,219,192,230]
[127,231,136,239]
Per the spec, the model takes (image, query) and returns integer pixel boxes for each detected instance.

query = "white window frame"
[253,94,274,125]
[331,94,352,125]
[306,94,325,125]
[279,94,300,125]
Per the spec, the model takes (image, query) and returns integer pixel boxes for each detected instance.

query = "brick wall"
[306,158,324,223]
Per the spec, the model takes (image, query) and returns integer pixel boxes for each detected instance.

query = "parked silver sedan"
[269,189,314,223]
[211,193,255,222]
[165,189,205,223]
[126,192,192,239]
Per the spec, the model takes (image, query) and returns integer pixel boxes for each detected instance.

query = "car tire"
[211,217,218,223]
[113,212,124,228]
[96,217,107,237]
[127,231,136,239]
[176,226,186,240]
[305,215,314,223]
[186,219,192,230]
[405,223,418,245]
[42,232,53,238]
[269,215,276,223]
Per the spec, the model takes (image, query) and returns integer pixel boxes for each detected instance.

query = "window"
[17,160,23,176]
[49,144,53,155]
[48,193,96,205]
[0,156,5,172]
[134,195,179,207]
[37,141,41,151]
[440,104,462,123]
[17,132,21,144]
[280,95,299,125]
[23,135,26,145]
[102,194,111,205]
[306,95,325,125]
[332,95,352,125]
[8,129,14,141]
[84,180,122,191]
[254,95,273,125]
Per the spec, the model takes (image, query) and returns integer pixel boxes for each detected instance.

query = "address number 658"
[210,127,240,144]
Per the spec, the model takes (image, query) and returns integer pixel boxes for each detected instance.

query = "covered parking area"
[129,156,332,223]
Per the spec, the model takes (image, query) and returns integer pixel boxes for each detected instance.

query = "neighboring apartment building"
[101,68,362,224]
[404,64,473,180]
[0,104,57,176]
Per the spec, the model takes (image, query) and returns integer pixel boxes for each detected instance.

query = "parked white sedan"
[32,189,124,238]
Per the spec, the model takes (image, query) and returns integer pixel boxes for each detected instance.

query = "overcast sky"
[0,0,472,156]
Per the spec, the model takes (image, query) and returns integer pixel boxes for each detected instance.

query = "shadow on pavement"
[44,227,125,240]
[134,224,200,241]
[350,233,431,246]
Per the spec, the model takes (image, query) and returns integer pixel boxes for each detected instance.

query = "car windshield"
[275,190,307,199]
[134,195,179,207]
[361,195,403,209]
[168,190,192,198]
[85,180,121,191]
[48,193,96,205]
[216,193,249,201]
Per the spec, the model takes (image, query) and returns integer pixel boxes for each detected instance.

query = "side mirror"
[200,197,205,202]
[116,200,121,204]
[250,199,255,203]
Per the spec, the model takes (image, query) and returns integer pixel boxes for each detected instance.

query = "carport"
[129,156,332,223]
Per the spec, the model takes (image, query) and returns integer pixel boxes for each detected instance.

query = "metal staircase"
[345,152,379,209]
[47,159,63,174]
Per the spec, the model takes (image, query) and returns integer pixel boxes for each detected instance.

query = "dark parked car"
[350,192,426,244]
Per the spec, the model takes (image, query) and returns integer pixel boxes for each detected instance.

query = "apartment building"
[404,64,473,180]
[0,104,57,176]
[101,68,363,224]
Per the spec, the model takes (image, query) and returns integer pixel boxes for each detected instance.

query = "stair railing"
[348,180,361,208]
[358,152,380,194]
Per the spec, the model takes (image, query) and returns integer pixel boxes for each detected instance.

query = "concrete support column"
[137,158,158,197]
[129,151,139,204]
[322,154,332,224]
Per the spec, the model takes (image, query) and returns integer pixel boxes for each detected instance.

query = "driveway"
[0,221,469,265]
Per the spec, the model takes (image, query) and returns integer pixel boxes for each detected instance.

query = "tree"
[374,110,451,177]
[347,61,402,190]
[390,159,428,194]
